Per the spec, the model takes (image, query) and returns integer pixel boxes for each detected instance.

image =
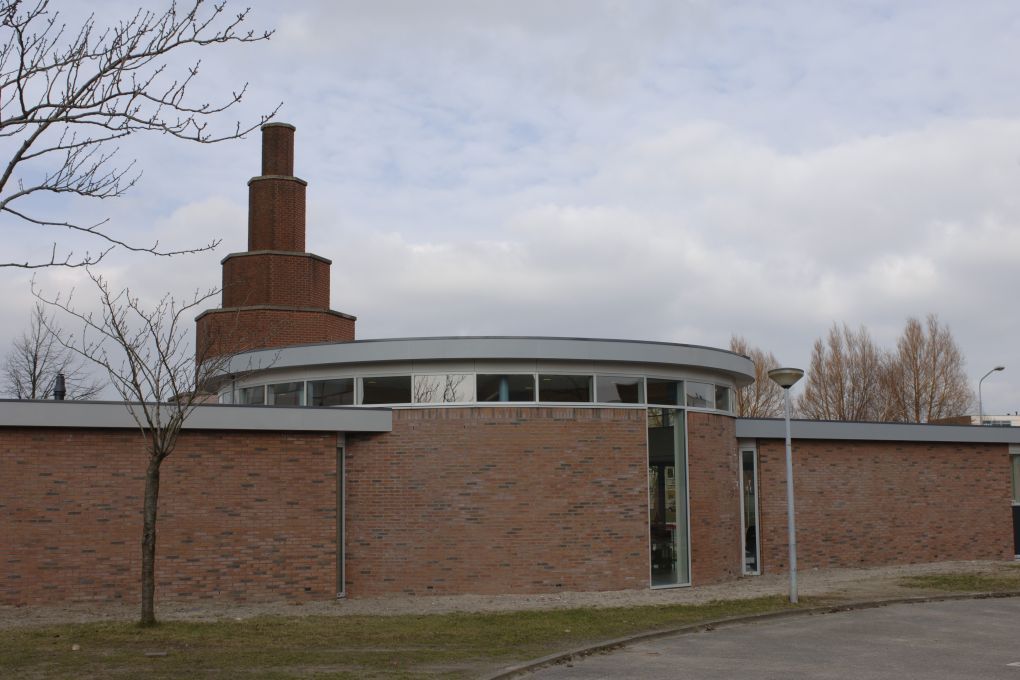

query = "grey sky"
[3,0,1018,412]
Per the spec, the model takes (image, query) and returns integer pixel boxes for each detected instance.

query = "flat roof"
[0,400,392,433]
[737,418,1020,444]
[216,336,756,386]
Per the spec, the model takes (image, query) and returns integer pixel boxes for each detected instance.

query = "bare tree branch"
[883,314,973,423]
[32,268,258,626]
[729,335,783,418]
[797,322,885,421]
[2,300,104,398]
[0,0,281,268]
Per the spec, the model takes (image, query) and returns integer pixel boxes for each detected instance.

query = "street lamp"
[978,366,1005,425]
[768,367,804,604]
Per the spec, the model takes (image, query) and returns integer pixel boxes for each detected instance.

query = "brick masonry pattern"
[0,428,338,606]
[755,439,1013,572]
[344,407,651,596]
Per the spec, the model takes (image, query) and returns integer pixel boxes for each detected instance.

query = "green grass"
[0,596,803,679]
[900,564,1020,593]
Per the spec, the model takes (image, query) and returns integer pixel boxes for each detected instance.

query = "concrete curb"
[482,590,1020,680]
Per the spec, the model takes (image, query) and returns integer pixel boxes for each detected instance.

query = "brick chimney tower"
[196,123,356,359]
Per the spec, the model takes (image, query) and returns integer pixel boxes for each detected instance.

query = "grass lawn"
[0,595,803,679]
[899,563,1020,593]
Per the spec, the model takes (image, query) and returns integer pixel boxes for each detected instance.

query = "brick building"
[2,124,1019,607]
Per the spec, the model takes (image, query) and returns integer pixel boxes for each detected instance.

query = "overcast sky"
[3,0,1019,413]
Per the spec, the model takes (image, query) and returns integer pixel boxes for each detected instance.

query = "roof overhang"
[212,336,756,387]
[737,418,1020,444]
[0,400,392,433]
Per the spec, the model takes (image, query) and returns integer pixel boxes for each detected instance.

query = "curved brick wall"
[221,252,331,309]
[196,307,355,358]
[247,177,306,252]
[344,407,649,597]
[686,411,742,585]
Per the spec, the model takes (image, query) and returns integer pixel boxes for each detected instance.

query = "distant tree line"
[731,314,973,423]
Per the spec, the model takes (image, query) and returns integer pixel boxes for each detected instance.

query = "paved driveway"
[528,597,1020,679]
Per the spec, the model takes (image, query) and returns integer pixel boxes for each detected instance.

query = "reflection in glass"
[268,381,304,406]
[477,374,535,402]
[647,378,681,405]
[236,386,265,405]
[538,374,592,402]
[596,375,644,403]
[648,407,689,586]
[413,374,474,403]
[308,378,354,406]
[742,450,760,574]
[685,381,713,408]
[715,385,732,412]
[361,376,412,404]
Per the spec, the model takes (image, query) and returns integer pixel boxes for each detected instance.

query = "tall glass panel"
[596,375,644,404]
[1012,455,1020,504]
[308,378,354,406]
[647,408,689,586]
[741,449,760,574]
[477,374,535,402]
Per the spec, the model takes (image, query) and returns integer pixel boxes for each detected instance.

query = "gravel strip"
[0,560,1007,629]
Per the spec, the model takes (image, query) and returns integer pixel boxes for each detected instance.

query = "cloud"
[2,0,1019,413]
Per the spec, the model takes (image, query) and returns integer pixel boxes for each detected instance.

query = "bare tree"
[0,0,279,269]
[883,314,973,423]
[797,322,885,421]
[729,335,783,417]
[2,301,104,398]
[34,270,239,626]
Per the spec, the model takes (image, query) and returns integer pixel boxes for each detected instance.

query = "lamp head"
[768,367,804,390]
[994,366,1005,372]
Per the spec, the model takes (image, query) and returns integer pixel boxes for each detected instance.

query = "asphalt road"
[528,597,1020,679]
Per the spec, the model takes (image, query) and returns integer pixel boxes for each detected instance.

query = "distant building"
[934,414,1020,427]
[2,124,1019,609]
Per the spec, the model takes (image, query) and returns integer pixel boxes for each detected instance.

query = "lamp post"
[978,366,1005,425]
[768,367,804,604]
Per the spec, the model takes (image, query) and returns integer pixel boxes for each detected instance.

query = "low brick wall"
[756,439,1014,573]
[0,428,338,607]
[344,407,649,596]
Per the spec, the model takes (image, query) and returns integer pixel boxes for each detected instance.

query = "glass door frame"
[647,406,692,588]
[739,440,761,576]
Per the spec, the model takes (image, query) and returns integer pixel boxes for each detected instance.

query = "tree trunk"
[140,455,161,626]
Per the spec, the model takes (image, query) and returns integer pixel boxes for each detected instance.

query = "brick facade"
[344,407,649,596]
[0,428,338,607]
[221,252,332,309]
[756,439,1014,572]
[196,307,355,358]
[687,412,742,585]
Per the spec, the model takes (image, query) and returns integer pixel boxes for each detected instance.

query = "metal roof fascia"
[736,418,1020,444]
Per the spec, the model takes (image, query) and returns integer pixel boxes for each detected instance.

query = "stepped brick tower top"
[195,123,356,359]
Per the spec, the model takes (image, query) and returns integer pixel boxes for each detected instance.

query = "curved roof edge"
[736,418,1020,444]
[0,400,392,433]
[215,336,756,386]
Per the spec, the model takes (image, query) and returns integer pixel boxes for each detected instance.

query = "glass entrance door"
[648,408,689,586]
